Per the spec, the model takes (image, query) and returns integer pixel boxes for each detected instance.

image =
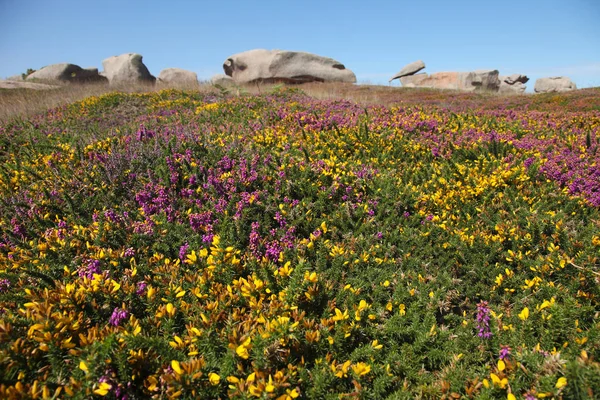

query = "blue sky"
[1,0,599,90]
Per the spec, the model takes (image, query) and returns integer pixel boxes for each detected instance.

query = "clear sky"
[1,0,599,90]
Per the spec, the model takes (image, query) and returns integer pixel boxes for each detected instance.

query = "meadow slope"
[1,87,600,399]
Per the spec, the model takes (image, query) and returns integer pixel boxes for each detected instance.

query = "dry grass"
[0,81,216,122]
[2,80,599,122]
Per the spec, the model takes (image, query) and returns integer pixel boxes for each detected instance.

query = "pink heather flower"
[109,307,129,327]
[476,301,492,339]
[78,259,102,279]
[179,243,189,261]
[0,279,10,292]
[499,345,511,360]
[136,281,147,295]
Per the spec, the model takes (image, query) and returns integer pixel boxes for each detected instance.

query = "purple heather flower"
[0,279,10,292]
[179,243,189,261]
[524,157,535,168]
[499,345,511,360]
[202,232,215,244]
[136,124,155,141]
[403,211,410,218]
[104,209,120,223]
[476,301,493,339]
[249,222,262,259]
[265,241,281,261]
[136,281,147,295]
[10,218,25,239]
[109,307,129,327]
[78,259,102,279]
[274,211,287,228]
[124,247,135,257]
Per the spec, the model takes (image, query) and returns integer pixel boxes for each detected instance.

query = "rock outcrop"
[534,77,576,93]
[390,60,425,82]
[25,63,106,83]
[459,70,501,92]
[223,49,356,84]
[400,70,500,91]
[499,74,529,93]
[157,68,198,86]
[102,53,155,85]
[399,73,429,87]
[0,80,61,90]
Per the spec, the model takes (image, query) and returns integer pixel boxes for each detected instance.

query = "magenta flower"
[136,281,147,295]
[109,307,129,326]
[499,345,511,360]
[0,279,10,292]
[476,301,492,339]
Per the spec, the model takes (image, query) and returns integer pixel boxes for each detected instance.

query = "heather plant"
[0,87,599,398]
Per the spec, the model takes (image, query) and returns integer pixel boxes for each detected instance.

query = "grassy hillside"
[1,87,599,399]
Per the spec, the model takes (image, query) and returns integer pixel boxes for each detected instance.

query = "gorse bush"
[0,88,599,399]
[20,68,37,80]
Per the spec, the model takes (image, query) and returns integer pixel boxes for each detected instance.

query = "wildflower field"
[1,87,600,399]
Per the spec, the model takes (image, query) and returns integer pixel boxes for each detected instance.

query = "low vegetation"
[1,86,599,398]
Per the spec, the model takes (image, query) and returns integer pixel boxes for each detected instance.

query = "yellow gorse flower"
[236,337,251,359]
[518,307,529,321]
[351,362,371,376]
[208,372,220,386]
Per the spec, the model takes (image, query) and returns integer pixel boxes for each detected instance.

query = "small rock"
[210,74,235,86]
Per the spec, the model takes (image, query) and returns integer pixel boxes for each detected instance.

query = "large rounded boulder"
[223,49,356,84]
[157,68,198,86]
[458,70,501,92]
[26,63,106,83]
[102,53,155,85]
[534,77,576,93]
[499,74,529,94]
